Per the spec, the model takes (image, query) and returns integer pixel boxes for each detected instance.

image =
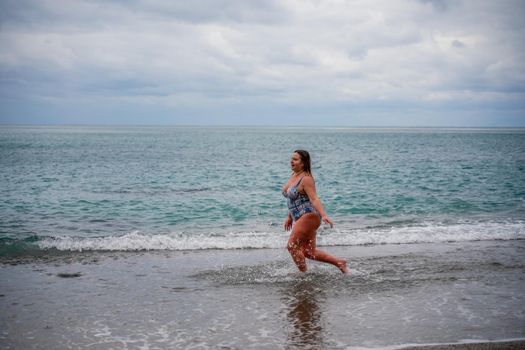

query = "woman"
[282,150,348,274]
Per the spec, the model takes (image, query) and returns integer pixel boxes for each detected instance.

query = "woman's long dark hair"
[294,149,312,175]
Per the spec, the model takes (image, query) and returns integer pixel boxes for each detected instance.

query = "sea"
[1,125,524,255]
[1,125,525,349]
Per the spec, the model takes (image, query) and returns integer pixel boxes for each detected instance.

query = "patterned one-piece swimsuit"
[282,177,320,221]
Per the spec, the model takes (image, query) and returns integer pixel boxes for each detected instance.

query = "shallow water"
[1,240,524,349]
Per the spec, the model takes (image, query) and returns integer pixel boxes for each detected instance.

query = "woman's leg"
[288,213,348,274]
[287,214,319,272]
[303,238,348,274]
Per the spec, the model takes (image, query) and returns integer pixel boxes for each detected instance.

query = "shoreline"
[1,240,524,349]
[2,235,525,266]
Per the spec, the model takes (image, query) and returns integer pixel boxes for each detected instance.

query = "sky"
[0,0,524,127]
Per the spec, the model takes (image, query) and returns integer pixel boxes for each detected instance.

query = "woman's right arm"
[284,212,293,231]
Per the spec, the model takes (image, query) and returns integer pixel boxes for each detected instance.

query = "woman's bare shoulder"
[302,175,315,182]
[301,175,315,186]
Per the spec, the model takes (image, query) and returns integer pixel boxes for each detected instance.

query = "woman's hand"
[322,215,333,228]
[284,216,293,231]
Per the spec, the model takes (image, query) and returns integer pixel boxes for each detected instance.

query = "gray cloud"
[0,0,524,126]
[451,39,465,48]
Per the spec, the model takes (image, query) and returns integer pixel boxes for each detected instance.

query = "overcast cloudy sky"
[1,0,524,126]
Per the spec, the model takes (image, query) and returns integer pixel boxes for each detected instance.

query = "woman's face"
[290,153,304,172]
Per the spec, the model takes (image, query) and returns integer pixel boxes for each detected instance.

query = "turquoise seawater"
[1,126,524,254]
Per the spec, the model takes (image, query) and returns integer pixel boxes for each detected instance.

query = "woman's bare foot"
[337,259,349,274]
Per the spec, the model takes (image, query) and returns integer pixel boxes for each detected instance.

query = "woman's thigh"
[289,213,321,243]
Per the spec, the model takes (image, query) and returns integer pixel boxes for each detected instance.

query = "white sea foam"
[38,231,286,252]
[37,220,525,252]
[320,220,525,247]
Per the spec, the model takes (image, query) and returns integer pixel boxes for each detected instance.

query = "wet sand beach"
[1,240,524,349]
[399,340,525,350]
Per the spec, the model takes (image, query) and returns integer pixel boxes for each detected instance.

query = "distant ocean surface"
[1,126,524,256]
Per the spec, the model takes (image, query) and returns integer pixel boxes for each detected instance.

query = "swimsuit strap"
[295,176,304,187]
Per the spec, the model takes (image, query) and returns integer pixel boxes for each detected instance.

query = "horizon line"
[1,123,525,129]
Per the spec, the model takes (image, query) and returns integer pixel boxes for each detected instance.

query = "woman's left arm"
[302,177,333,228]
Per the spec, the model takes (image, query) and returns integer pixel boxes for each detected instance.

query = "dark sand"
[400,340,525,350]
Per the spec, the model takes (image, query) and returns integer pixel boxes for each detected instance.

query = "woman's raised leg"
[288,213,349,274]
[301,234,348,274]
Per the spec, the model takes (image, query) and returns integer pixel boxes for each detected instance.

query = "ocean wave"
[37,231,281,252]
[28,220,525,252]
[319,220,525,246]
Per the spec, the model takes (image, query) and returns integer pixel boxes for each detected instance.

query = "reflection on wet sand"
[281,279,326,349]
